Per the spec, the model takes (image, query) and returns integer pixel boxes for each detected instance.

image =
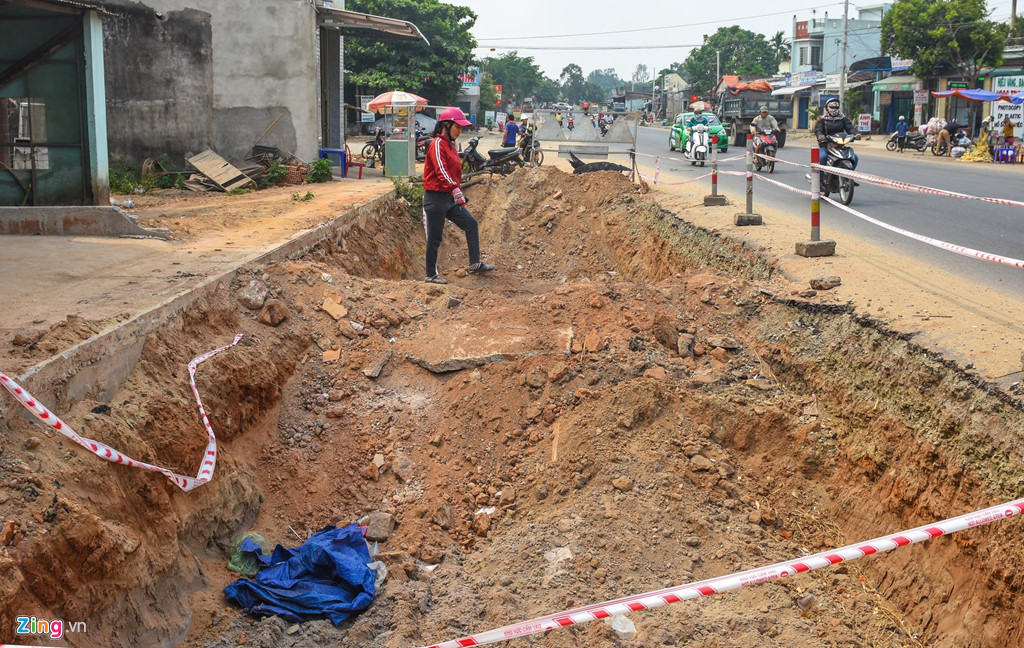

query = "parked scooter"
[685,123,710,167]
[819,133,859,205]
[886,130,928,152]
[753,128,778,173]
[414,125,431,161]
[459,136,525,176]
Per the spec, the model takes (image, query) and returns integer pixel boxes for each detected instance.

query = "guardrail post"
[796,147,836,257]
[704,135,727,206]
[734,133,762,225]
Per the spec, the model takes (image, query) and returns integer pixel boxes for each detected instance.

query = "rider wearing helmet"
[422,107,494,284]
[812,97,860,181]
[895,115,909,152]
[750,106,779,156]
[685,103,711,155]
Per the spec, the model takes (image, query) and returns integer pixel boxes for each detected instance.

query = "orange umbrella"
[367,91,428,113]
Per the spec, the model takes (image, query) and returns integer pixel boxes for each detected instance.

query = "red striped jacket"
[423,135,462,193]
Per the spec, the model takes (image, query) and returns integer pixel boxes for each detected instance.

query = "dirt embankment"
[2,168,1023,648]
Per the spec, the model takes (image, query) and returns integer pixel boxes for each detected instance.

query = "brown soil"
[2,167,1024,648]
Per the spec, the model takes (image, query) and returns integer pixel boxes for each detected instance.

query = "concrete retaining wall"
[0,206,170,238]
[1,190,396,420]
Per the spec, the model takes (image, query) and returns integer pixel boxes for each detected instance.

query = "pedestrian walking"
[421,107,494,284]
[895,115,909,152]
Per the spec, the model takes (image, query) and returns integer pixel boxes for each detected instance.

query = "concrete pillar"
[83,10,108,204]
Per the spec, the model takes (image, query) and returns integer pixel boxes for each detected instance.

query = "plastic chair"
[993,146,1016,164]
[343,145,364,179]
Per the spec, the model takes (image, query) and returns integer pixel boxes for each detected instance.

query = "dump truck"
[716,81,789,148]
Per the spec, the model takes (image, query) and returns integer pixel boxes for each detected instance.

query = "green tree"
[683,26,777,98]
[882,0,1006,127]
[482,51,548,106]
[769,31,791,69]
[533,77,561,103]
[560,63,586,103]
[478,70,498,122]
[344,0,476,105]
[632,64,650,86]
[587,68,625,95]
[882,0,1006,85]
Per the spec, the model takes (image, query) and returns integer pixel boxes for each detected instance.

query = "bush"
[260,159,288,188]
[291,191,314,202]
[386,170,424,216]
[307,157,333,183]
[109,160,156,194]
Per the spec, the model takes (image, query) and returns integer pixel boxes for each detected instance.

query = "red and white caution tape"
[811,163,1024,208]
[819,196,1024,269]
[419,497,1024,648]
[0,334,243,492]
[638,172,713,186]
[754,173,813,197]
[635,151,747,165]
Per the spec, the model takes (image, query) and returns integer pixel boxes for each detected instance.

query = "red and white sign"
[913,90,929,105]
[857,113,872,132]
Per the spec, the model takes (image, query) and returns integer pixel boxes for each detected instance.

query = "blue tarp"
[931,89,1012,102]
[1011,91,1024,105]
[224,524,376,625]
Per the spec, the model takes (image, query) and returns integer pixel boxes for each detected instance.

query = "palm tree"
[770,31,791,70]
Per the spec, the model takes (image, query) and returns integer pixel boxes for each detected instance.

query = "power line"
[476,3,844,41]
[477,44,704,51]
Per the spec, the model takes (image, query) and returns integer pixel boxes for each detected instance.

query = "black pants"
[422,190,480,277]
[897,135,907,151]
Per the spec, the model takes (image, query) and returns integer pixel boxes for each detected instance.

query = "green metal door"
[0,4,90,206]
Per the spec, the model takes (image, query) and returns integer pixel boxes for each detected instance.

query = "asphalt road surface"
[634,126,1024,299]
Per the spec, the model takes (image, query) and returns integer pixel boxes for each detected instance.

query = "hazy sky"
[453,0,1019,81]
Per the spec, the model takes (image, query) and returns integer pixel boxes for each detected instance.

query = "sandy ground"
[2,136,1024,648]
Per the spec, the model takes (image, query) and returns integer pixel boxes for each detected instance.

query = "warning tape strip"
[0,334,243,492]
[419,497,1024,648]
[753,173,814,197]
[808,162,1024,208]
[820,195,1024,269]
[638,172,713,186]
[634,151,748,165]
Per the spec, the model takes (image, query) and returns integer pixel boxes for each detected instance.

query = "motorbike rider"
[685,104,711,156]
[749,106,779,156]
[422,107,494,284]
[811,97,860,183]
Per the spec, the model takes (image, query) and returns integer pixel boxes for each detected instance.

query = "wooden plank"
[187,149,255,192]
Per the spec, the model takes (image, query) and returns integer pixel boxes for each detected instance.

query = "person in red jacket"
[422,107,494,284]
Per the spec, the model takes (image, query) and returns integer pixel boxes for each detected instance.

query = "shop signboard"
[994,75,1024,96]
[913,90,929,105]
[858,114,872,132]
[992,102,1023,140]
[360,95,375,123]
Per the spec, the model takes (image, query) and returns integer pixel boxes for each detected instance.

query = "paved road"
[634,127,1024,299]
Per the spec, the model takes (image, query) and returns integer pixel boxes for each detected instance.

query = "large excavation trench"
[2,167,1023,648]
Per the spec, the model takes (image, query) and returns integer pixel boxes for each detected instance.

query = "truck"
[716,84,789,148]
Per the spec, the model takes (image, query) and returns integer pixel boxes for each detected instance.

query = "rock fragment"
[237,280,268,310]
[364,512,395,542]
[810,276,841,290]
[257,299,289,326]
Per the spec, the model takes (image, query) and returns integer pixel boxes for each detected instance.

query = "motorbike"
[886,130,927,152]
[459,136,525,176]
[518,132,544,166]
[753,128,778,173]
[567,115,574,131]
[684,123,710,167]
[360,128,387,168]
[819,133,859,205]
[414,126,431,161]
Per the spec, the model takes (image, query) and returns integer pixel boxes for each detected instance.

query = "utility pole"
[1013,0,1017,32]
[839,0,849,108]
[716,50,721,94]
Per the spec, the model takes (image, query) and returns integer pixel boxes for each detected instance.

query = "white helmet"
[898,115,905,121]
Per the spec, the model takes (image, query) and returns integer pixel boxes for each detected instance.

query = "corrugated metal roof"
[315,2,428,45]
[6,0,119,17]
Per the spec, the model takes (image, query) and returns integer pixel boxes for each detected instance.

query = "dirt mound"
[3,170,1024,648]
[9,313,132,364]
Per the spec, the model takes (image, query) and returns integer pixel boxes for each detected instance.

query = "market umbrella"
[930,89,1012,102]
[1010,91,1024,105]
[367,91,428,113]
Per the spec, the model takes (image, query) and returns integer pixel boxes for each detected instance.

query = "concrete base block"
[733,212,762,226]
[704,195,728,206]
[795,240,837,257]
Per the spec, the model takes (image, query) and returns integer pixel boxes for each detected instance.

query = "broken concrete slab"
[400,310,573,373]
[321,298,349,321]
[362,350,392,379]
